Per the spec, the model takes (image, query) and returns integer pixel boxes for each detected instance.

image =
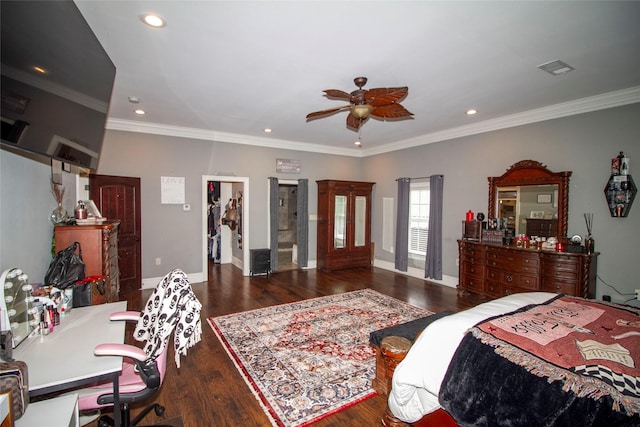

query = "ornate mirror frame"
[488,160,572,238]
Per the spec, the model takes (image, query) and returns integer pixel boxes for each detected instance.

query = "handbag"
[44,242,86,289]
[0,361,29,420]
[73,276,108,307]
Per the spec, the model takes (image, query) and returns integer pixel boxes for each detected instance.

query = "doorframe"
[202,175,250,276]
[267,178,299,271]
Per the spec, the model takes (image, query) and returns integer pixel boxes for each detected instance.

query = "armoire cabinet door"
[317,180,374,271]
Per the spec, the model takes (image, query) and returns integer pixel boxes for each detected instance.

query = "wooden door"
[89,174,141,297]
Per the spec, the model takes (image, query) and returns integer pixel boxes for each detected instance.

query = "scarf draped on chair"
[134,269,202,368]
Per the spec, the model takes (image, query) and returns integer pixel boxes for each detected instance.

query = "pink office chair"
[76,269,202,427]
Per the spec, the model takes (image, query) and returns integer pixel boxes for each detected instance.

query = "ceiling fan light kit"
[306,77,413,132]
[351,104,374,119]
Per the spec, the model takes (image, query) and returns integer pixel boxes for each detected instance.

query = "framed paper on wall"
[537,194,552,203]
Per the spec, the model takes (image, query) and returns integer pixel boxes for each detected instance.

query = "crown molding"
[363,86,640,157]
[106,119,363,157]
[107,86,640,158]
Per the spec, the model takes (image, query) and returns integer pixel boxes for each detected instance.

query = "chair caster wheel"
[154,404,165,416]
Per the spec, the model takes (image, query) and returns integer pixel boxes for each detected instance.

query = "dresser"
[458,240,597,299]
[54,221,120,303]
[317,180,374,271]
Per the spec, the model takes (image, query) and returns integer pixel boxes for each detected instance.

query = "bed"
[386,292,640,426]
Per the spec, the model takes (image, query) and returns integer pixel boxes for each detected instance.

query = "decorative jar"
[50,203,69,225]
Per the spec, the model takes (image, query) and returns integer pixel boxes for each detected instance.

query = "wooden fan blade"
[346,112,367,131]
[323,89,352,101]
[370,103,413,119]
[365,87,408,107]
[306,105,351,120]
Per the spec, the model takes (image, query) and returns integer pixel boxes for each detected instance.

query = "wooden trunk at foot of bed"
[378,335,459,427]
[382,407,458,427]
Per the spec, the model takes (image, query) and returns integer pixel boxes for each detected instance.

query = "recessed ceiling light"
[354,139,362,147]
[134,109,146,115]
[142,14,165,28]
[128,97,140,104]
[537,59,575,76]
[466,109,477,115]
[264,128,272,133]
[33,66,47,74]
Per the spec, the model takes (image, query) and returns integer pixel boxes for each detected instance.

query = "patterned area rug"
[208,289,433,427]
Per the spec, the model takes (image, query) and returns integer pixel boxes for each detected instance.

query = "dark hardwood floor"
[87,264,484,427]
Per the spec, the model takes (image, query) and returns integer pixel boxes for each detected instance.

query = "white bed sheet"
[388,292,557,423]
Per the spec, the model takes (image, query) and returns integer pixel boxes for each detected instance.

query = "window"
[409,182,430,256]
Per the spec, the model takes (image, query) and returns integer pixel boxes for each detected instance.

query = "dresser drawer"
[484,281,502,298]
[461,253,486,265]
[487,250,539,272]
[460,274,483,292]
[460,245,485,260]
[462,262,485,278]
[543,260,579,274]
[518,274,539,290]
[543,268,578,281]
[542,281,577,295]
[487,269,539,290]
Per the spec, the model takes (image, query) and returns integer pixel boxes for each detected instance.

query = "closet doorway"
[202,175,250,277]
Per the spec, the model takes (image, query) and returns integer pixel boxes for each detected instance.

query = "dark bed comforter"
[439,295,640,427]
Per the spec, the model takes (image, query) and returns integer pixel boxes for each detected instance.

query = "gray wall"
[0,149,78,284]
[95,131,365,279]
[1,103,638,304]
[364,103,640,303]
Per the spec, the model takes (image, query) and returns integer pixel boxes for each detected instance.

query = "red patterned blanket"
[473,295,640,415]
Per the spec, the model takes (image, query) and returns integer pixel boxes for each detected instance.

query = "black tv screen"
[1,0,115,170]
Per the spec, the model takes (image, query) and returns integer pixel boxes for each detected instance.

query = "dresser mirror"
[488,160,571,238]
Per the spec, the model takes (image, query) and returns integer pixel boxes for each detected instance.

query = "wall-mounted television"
[1,0,115,170]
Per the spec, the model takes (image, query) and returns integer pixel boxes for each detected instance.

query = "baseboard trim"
[141,271,206,290]
[373,259,458,288]
[141,259,453,289]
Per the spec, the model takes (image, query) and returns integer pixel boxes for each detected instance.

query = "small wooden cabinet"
[317,180,374,271]
[54,221,120,303]
[458,240,597,299]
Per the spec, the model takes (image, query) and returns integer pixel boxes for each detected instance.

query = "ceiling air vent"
[538,60,575,76]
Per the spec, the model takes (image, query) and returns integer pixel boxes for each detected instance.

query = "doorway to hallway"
[277,183,298,272]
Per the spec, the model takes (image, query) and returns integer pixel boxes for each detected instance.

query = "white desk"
[13,301,127,426]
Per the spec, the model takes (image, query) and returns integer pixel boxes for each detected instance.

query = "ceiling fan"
[306,77,413,131]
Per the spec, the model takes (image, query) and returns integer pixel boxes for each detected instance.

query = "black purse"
[44,241,86,289]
